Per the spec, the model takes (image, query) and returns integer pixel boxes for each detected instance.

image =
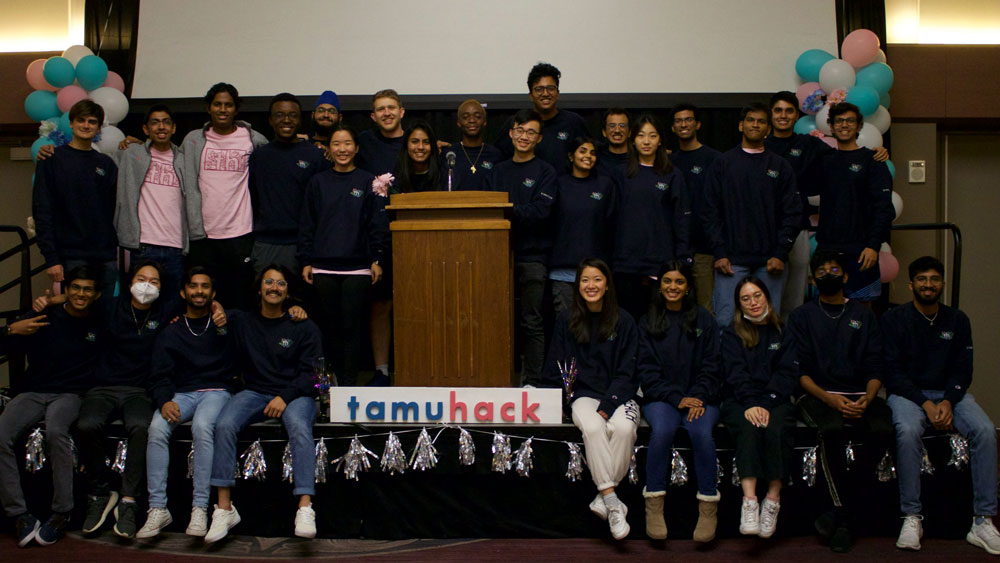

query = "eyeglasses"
[815,267,844,277]
[272,112,300,121]
[69,283,96,295]
[833,117,858,125]
[512,127,540,138]
[263,279,288,288]
[531,85,558,95]
[148,118,173,127]
[606,123,628,130]
[673,117,696,124]
[739,291,765,303]
[314,107,338,115]
[914,275,943,284]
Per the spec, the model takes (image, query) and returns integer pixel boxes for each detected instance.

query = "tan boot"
[643,488,667,539]
[693,491,720,542]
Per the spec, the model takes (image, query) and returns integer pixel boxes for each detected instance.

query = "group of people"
[0,61,993,554]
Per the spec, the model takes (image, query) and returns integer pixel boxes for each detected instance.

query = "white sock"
[376,364,389,374]
[603,492,621,510]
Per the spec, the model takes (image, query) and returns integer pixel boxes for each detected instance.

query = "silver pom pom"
[920,445,935,475]
[876,450,897,482]
[565,442,586,482]
[186,443,195,479]
[801,446,817,487]
[628,446,639,485]
[458,428,476,466]
[409,428,439,471]
[514,438,534,478]
[491,432,511,473]
[25,428,46,472]
[314,438,328,484]
[731,455,741,487]
[845,441,855,469]
[240,439,268,481]
[110,440,128,475]
[70,437,79,472]
[715,457,724,487]
[669,449,689,486]
[281,442,294,483]
[380,432,407,475]
[948,434,970,471]
[333,436,379,480]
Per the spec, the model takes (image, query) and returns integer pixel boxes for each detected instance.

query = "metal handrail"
[0,225,35,315]
[890,222,962,308]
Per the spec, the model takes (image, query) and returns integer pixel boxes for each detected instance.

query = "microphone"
[445,151,456,191]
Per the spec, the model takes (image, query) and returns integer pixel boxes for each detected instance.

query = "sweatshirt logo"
[849,163,863,173]
[146,320,160,331]
[655,182,668,191]
[350,188,364,198]
[848,319,862,330]
[940,331,954,340]
[590,192,604,200]
[523,178,536,188]
[95,167,106,176]
[279,337,293,348]
[481,161,493,170]
[557,131,569,141]
[695,328,703,337]
[690,165,703,175]
[607,332,617,342]
[297,160,310,169]
[216,326,228,336]
[85,332,97,342]
[789,148,802,157]
[766,169,780,179]
[768,342,781,350]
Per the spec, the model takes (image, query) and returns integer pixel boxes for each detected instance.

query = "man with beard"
[595,108,629,178]
[787,250,891,553]
[883,256,1000,554]
[357,89,406,175]
[443,99,503,190]
[309,90,340,149]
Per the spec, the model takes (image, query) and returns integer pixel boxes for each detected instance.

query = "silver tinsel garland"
[920,446,935,475]
[670,449,689,486]
[730,455,741,487]
[491,432,511,473]
[25,428,46,472]
[565,442,586,482]
[845,441,855,470]
[514,438,534,477]
[282,443,294,483]
[186,443,195,479]
[801,446,817,487]
[628,446,639,485]
[458,428,476,466]
[948,434,970,470]
[239,439,267,480]
[381,432,407,474]
[333,436,378,480]
[315,438,329,483]
[109,440,127,475]
[876,450,896,482]
[409,428,438,471]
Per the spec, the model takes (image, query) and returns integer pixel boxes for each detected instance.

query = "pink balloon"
[103,71,125,93]
[879,251,899,283]
[842,29,880,68]
[809,214,820,227]
[796,81,822,114]
[26,59,57,91]
[820,135,837,149]
[56,84,88,113]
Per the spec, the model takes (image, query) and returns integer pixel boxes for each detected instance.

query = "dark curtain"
[84,0,140,97]
[836,0,887,47]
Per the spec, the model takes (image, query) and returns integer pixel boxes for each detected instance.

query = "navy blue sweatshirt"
[229,310,322,403]
[670,145,722,255]
[786,299,882,393]
[637,307,722,406]
[485,157,557,264]
[882,302,973,407]
[721,323,797,409]
[96,295,183,388]
[298,168,389,270]
[702,148,801,266]
[495,110,590,171]
[148,314,234,409]
[357,129,404,175]
[816,148,894,253]
[549,174,617,269]
[33,145,118,267]
[250,139,328,244]
[1,306,103,394]
[441,142,504,191]
[612,165,692,276]
[541,309,639,415]
[764,133,832,228]
[595,146,628,179]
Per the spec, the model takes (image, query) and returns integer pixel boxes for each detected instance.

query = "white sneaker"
[589,493,609,520]
[967,517,1000,555]
[186,506,209,537]
[608,503,630,540]
[204,504,240,543]
[896,514,923,550]
[294,505,317,538]
[739,497,760,535]
[758,498,780,538]
[136,508,172,539]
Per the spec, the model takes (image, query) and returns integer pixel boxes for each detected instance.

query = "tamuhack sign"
[330,387,563,424]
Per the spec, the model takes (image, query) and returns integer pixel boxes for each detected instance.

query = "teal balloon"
[795,49,836,82]
[845,85,880,116]
[856,62,894,95]
[74,55,109,91]
[809,234,818,258]
[879,91,891,110]
[42,56,75,88]
[24,90,60,121]
[58,112,73,137]
[793,115,817,135]
[886,160,895,179]
[31,137,50,161]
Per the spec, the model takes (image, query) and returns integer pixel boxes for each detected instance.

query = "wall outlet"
[908,160,926,183]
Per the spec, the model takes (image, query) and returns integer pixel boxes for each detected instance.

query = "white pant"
[571,397,639,490]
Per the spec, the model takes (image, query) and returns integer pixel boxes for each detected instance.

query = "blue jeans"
[210,390,316,496]
[713,264,788,326]
[889,392,998,516]
[644,401,720,495]
[130,244,184,307]
[146,390,230,508]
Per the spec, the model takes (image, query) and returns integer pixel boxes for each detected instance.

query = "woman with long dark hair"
[612,114,691,321]
[721,276,796,538]
[391,119,441,193]
[541,258,639,541]
[638,260,721,542]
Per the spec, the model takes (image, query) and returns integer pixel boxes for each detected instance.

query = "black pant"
[722,400,796,482]
[313,274,370,386]
[798,393,893,522]
[188,234,255,309]
[76,386,152,499]
[613,272,656,323]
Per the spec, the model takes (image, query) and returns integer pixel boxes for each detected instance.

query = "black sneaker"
[367,370,390,387]
[35,512,70,546]
[814,510,836,540]
[15,513,40,547]
[113,502,138,538]
[830,526,854,553]
[82,492,119,534]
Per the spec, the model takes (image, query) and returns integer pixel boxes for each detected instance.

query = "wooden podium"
[387,191,514,387]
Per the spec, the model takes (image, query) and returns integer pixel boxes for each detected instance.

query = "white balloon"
[880,242,892,253]
[88,86,129,125]
[819,59,857,93]
[807,195,821,206]
[61,44,95,67]
[94,125,125,154]
[815,104,833,136]
[891,191,904,222]
[867,106,892,134]
[857,122,883,150]
[876,49,887,64]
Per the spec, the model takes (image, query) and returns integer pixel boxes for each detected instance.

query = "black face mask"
[814,273,845,296]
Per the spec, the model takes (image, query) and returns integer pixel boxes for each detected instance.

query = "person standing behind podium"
[486,109,557,387]
[445,99,503,190]
[392,120,442,193]
[298,125,389,387]
[549,137,617,314]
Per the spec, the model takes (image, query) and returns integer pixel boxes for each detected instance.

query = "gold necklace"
[461,142,486,174]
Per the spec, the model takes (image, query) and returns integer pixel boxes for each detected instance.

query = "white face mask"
[742,305,770,324]
[130,281,160,305]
